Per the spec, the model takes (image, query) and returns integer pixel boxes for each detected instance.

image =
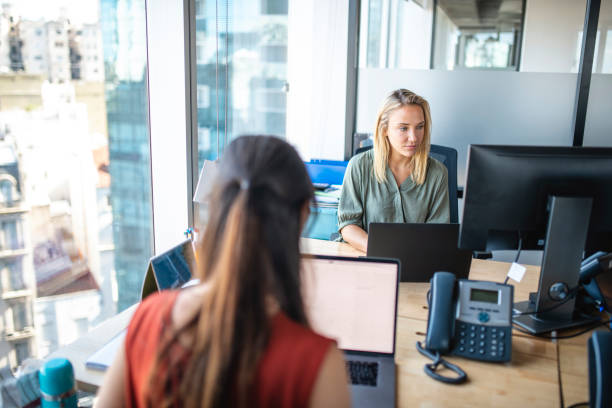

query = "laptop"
[367,223,472,282]
[88,239,196,371]
[140,239,196,300]
[301,255,399,408]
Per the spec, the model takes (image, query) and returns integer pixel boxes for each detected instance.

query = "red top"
[124,291,334,408]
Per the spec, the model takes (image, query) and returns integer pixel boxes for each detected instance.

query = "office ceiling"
[437,0,523,31]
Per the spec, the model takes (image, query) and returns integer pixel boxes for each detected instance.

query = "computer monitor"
[459,145,612,334]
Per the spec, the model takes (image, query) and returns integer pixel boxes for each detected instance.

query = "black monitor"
[459,145,612,334]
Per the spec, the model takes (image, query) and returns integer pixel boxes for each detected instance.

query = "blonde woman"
[338,89,450,252]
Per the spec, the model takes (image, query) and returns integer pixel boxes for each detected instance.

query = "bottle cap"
[39,358,75,396]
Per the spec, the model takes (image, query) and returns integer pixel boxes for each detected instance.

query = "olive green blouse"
[338,149,450,234]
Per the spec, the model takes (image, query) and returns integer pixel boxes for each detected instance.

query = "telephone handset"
[416,272,514,384]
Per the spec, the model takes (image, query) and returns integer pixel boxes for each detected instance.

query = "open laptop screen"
[301,256,398,354]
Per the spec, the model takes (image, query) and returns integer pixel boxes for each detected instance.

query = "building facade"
[0,138,36,369]
[100,0,152,312]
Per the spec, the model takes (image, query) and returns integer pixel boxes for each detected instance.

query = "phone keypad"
[452,322,511,362]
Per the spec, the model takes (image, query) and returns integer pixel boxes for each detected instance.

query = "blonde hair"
[373,89,432,185]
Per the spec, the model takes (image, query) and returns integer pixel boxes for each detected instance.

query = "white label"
[507,262,526,283]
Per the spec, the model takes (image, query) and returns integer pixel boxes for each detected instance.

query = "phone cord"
[416,341,467,384]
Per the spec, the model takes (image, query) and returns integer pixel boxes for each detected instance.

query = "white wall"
[286,0,349,161]
[357,69,578,183]
[521,0,587,73]
[146,0,190,254]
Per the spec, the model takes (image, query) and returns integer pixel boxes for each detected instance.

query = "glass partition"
[584,0,612,147]
[359,0,433,69]
[356,0,589,184]
[433,0,524,70]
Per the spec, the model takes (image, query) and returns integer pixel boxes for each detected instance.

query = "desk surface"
[49,238,592,406]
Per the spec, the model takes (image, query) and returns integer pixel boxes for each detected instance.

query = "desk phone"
[423,272,514,363]
[452,279,513,362]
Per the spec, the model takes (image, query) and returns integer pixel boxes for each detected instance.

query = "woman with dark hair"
[97,136,350,407]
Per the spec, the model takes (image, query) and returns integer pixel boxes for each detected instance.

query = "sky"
[8,0,99,25]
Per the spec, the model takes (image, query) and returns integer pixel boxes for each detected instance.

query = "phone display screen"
[470,288,499,303]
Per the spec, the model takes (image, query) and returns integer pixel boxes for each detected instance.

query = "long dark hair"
[148,135,314,408]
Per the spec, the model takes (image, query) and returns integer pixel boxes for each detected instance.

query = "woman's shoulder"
[127,291,179,336]
[426,156,448,182]
[346,148,374,175]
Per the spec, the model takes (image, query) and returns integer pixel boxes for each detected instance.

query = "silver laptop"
[302,255,399,408]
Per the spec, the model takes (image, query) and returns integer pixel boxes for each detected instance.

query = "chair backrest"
[429,144,459,223]
[351,144,459,223]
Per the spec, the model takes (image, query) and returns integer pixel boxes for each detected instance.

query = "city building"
[100,0,152,312]
[0,136,35,370]
[2,10,103,83]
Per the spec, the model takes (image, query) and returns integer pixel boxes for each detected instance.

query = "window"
[12,302,28,332]
[433,0,524,71]
[8,260,25,291]
[360,0,433,69]
[0,178,16,206]
[195,0,289,166]
[356,0,597,183]
[0,0,151,369]
[14,341,29,366]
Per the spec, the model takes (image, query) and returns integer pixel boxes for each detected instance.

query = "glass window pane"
[433,0,524,70]
[195,0,289,167]
[584,0,612,147]
[521,0,587,73]
[360,0,432,69]
[0,0,151,369]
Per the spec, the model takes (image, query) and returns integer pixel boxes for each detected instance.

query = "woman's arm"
[338,157,368,250]
[95,342,127,408]
[308,345,351,408]
[340,224,368,253]
[426,163,450,223]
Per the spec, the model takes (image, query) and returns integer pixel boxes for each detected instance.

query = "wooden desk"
[49,238,591,406]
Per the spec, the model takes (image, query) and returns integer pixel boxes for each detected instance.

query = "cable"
[503,233,523,285]
[512,286,579,317]
[417,288,466,384]
[513,233,522,263]
[555,331,564,408]
[565,402,588,408]
[415,341,467,384]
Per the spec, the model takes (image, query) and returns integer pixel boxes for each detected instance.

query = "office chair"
[352,144,459,223]
[429,144,459,224]
[588,331,612,408]
[353,132,373,155]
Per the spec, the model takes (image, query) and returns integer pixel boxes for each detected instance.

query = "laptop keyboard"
[346,360,379,386]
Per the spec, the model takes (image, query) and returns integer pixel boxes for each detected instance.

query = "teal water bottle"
[39,358,78,408]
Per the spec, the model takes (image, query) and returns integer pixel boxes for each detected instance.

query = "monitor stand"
[513,196,599,334]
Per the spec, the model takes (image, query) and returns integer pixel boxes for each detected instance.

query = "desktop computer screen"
[459,145,612,334]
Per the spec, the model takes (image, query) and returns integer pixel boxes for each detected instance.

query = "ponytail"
[148,189,269,408]
[146,135,313,408]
